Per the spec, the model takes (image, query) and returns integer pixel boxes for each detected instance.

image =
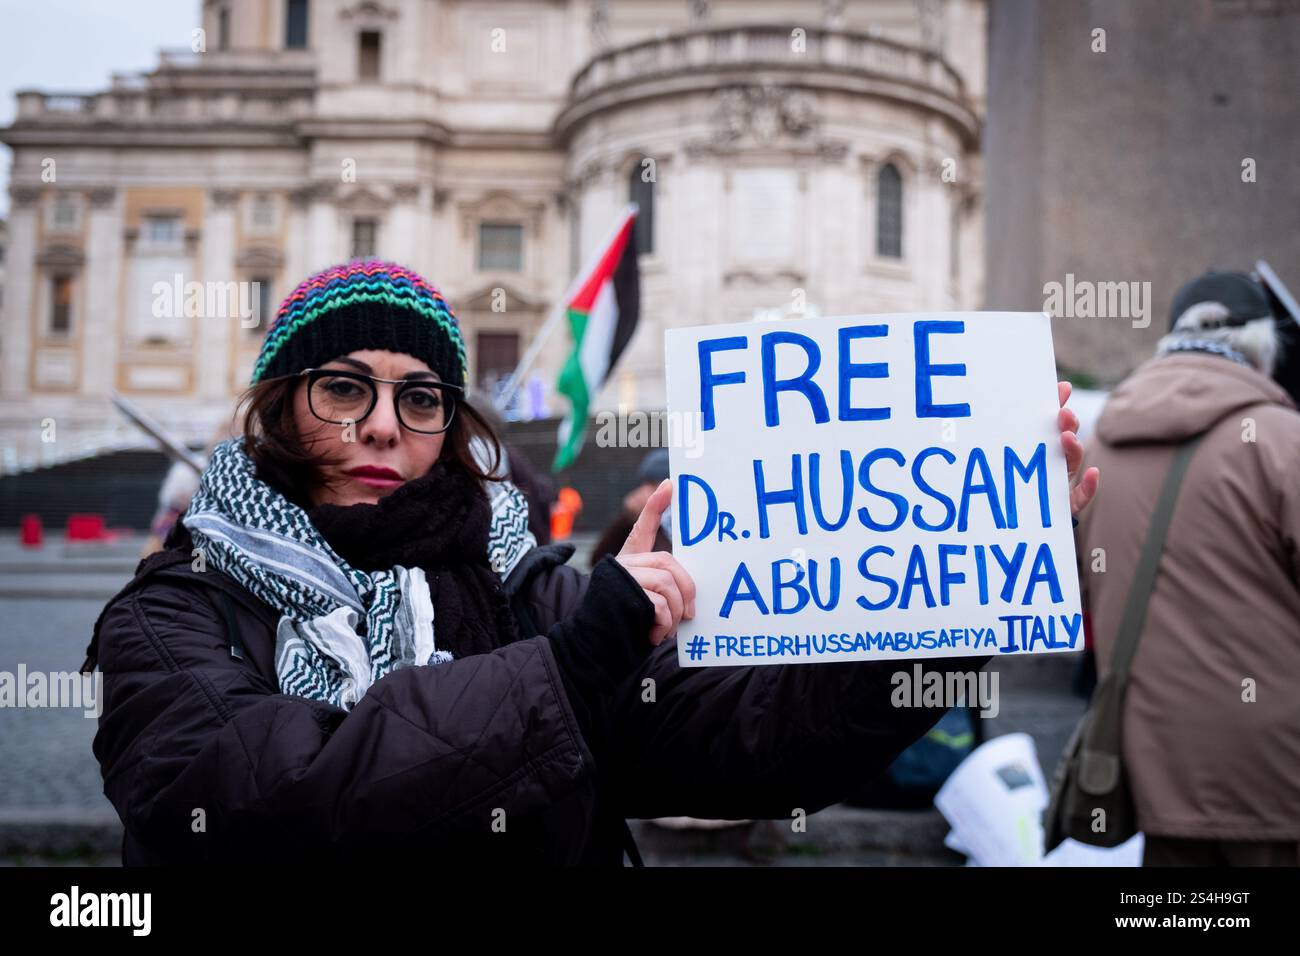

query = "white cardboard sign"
[664,312,1082,667]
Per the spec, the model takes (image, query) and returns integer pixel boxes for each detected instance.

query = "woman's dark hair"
[234,372,505,508]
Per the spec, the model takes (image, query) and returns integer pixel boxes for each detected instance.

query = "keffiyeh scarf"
[182,438,535,710]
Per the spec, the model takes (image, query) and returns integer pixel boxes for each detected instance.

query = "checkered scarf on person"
[181,437,534,711]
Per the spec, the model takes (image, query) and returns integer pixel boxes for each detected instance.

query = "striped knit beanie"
[250,260,468,389]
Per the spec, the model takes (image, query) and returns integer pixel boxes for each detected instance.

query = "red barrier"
[20,514,43,548]
[66,514,108,542]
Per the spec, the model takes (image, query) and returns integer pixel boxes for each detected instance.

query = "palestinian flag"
[553,208,640,471]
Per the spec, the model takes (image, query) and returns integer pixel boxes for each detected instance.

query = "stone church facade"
[0,0,986,472]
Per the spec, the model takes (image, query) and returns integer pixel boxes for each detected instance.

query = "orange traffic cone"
[550,487,583,540]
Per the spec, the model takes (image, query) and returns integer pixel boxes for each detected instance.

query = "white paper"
[934,733,1049,867]
[1042,834,1145,867]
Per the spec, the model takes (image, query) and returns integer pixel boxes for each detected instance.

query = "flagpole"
[493,203,638,414]
[111,391,208,474]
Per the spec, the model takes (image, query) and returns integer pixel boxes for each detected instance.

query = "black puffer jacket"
[86,537,987,866]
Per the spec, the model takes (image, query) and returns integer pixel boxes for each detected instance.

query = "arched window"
[876,163,903,259]
[628,158,655,256]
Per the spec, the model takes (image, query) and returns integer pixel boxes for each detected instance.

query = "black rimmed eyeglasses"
[275,367,462,435]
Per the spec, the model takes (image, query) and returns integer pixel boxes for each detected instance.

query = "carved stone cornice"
[36,243,86,269]
[723,266,806,288]
[572,157,612,188]
[290,181,340,206]
[710,85,819,148]
[10,186,41,208]
[457,282,547,313]
[858,151,919,177]
[87,187,117,208]
[816,139,851,163]
[336,185,391,211]
[456,190,547,239]
[684,134,850,165]
[558,24,979,148]
[339,1,400,22]
[235,244,285,270]
[210,189,240,209]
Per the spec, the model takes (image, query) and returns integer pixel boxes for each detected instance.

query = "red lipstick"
[344,465,404,490]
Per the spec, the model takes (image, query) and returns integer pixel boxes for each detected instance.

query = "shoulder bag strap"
[1108,430,1208,677]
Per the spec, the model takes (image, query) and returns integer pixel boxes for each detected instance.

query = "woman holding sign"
[83,260,1096,866]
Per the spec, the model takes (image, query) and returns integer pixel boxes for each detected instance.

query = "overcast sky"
[0,0,201,218]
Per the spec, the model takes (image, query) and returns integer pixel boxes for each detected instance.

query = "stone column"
[307,183,338,270]
[198,189,238,401]
[286,186,312,288]
[80,188,122,398]
[916,163,949,310]
[389,182,422,267]
[415,185,437,279]
[1,187,40,401]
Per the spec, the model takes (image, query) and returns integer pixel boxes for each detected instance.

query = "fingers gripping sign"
[616,479,698,646]
[1057,380,1100,516]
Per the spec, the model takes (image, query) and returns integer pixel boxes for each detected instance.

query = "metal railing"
[0,419,214,478]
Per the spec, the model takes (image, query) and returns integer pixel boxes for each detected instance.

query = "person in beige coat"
[1075,270,1300,866]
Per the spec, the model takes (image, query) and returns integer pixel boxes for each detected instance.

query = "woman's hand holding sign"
[1058,380,1100,516]
[617,479,697,645]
